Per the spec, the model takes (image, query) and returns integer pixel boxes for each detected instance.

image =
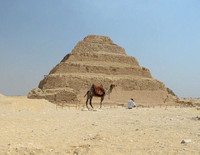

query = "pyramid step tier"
[39,73,166,91]
[71,40,126,55]
[61,53,139,66]
[49,62,152,78]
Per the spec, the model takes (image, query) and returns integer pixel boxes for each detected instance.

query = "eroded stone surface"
[28,35,177,105]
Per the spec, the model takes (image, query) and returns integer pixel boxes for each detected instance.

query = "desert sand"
[0,94,200,154]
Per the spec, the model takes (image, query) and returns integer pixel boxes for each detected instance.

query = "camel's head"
[110,84,117,90]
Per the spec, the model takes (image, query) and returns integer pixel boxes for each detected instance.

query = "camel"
[84,84,116,109]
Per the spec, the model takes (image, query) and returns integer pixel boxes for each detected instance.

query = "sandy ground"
[0,94,200,154]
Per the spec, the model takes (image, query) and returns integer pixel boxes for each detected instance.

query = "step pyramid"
[28,35,177,105]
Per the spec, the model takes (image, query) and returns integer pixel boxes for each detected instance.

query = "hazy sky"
[0,0,200,97]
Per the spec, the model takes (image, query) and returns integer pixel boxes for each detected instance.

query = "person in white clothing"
[128,98,136,109]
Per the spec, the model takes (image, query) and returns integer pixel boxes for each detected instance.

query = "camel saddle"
[92,84,105,96]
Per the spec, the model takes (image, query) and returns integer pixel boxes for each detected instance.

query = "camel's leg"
[86,96,89,109]
[100,96,104,109]
[89,97,94,109]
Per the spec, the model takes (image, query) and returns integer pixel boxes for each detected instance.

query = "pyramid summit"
[71,35,127,56]
[83,35,115,44]
[28,35,177,105]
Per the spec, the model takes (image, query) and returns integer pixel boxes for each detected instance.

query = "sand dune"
[0,95,200,154]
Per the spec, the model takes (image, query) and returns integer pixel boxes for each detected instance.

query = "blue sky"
[0,0,199,97]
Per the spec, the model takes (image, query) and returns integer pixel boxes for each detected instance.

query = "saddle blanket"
[93,84,105,96]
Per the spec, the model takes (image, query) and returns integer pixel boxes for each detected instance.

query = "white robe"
[127,100,136,109]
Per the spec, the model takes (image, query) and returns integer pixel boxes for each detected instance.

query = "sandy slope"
[0,94,200,154]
